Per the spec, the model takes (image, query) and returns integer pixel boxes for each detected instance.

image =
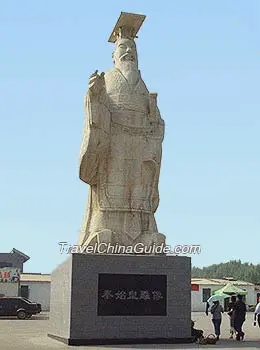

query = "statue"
[78,12,166,249]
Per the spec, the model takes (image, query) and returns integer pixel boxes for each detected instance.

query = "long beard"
[116,60,140,86]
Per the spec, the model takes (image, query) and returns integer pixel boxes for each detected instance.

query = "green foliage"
[192,260,260,284]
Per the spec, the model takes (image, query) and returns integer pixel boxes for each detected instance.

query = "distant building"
[0,248,30,272]
[0,248,30,297]
[191,278,256,311]
[20,273,51,311]
[0,248,51,311]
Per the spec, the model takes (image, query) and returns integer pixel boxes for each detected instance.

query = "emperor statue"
[78,12,166,248]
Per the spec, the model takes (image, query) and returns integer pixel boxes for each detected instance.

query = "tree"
[192,260,258,283]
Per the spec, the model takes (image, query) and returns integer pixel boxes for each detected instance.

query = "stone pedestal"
[48,253,192,345]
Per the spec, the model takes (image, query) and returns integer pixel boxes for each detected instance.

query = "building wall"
[0,282,19,297]
[239,285,255,305]
[20,282,50,311]
[192,284,223,312]
[191,284,255,311]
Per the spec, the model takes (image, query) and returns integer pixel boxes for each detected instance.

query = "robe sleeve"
[79,91,110,185]
[151,106,165,213]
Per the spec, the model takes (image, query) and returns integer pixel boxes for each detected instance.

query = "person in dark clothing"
[205,301,210,316]
[227,295,237,338]
[233,294,247,341]
[191,320,204,342]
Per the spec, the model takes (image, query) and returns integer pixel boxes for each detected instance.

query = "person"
[191,320,204,342]
[209,300,224,340]
[253,300,260,328]
[227,295,237,338]
[233,294,247,341]
[77,13,165,248]
[205,301,210,316]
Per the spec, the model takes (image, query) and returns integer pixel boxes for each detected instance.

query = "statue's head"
[112,38,138,68]
[108,13,145,73]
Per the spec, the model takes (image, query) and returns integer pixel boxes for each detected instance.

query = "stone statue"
[78,12,166,249]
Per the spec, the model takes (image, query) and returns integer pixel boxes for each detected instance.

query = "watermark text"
[58,242,201,255]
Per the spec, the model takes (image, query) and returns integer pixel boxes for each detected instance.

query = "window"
[19,299,29,307]
[202,288,211,302]
[0,299,7,307]
[6,299,18,308]
[20,285,29,299]
[22,298,32,303]
[0,262,12,268]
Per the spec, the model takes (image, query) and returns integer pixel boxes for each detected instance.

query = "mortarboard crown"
[108,12,146,43]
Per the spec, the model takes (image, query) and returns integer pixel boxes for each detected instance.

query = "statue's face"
[113,38,137,65]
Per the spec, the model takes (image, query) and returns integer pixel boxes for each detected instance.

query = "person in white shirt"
[254,301,260,327]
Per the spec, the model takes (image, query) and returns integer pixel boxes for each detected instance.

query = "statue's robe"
[78,67,165,246]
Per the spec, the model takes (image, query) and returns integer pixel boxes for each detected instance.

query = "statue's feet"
[132,232,166,255]
[136,232,165,245]
[82,229,113,247]
[79,230,166,255]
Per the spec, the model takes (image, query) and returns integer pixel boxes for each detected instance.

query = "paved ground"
[0,312,259,349]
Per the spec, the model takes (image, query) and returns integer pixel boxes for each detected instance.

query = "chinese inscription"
[101,289,163,301]
[97,273,167,316]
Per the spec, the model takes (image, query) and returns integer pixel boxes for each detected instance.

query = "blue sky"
[1,1,259,273]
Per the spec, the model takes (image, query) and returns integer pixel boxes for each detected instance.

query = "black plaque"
[97,273,167,316]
